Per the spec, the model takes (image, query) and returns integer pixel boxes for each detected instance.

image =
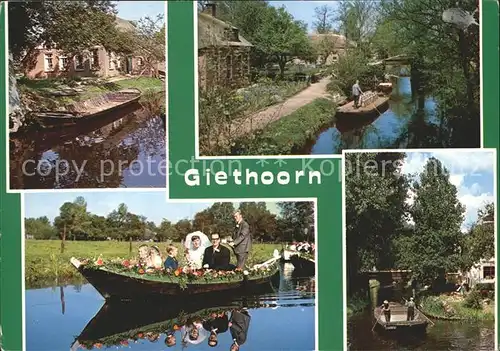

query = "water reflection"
[309,77,475,154]
[26,264,315,351]
[347,310,494,350]
[10,103,166,189]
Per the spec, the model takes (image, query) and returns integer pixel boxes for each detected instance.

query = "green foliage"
[395,158,465,282]
[25,216,58,239]
[463,290,483,310]
[199,80,308,155]
[328,48,385,97]
[252,6,313,77]
[9,1,118,67]
[238,202,279,242]
[277,202,315,242]
[460,203,495,270]
[345,152,409,286]
[231,98,336,155]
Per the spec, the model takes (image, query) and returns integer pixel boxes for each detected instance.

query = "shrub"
[463,290,483,310]
[231,98,336,155]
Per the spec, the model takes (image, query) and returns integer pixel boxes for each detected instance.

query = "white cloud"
[401,151,495,229]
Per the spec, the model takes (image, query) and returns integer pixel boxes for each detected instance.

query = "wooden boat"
[337,91,390,118]
[31,88,142,128]
[289,254,315,276]
[71,296,267,351]
[377,82,393,94]
[70,257,280,301]
[373,302,428,332]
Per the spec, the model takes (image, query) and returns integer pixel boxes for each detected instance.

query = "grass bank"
[347,293,370,318]
[18,76,164,112]
[420,293,495,322]
[231,98,336,155]
[25,240,279,289]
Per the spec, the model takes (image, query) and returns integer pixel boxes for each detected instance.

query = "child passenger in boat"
[164,246,179,270]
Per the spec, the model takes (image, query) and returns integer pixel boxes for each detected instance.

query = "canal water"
[9,103,166,189]
[308,77,464,154]
[25,263,315,351]
[347,310,494,350]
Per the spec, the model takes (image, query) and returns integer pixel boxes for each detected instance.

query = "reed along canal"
[9,103,165,189]
[307,77,476,155]
[347,309,494,350]
[25,263,315,351]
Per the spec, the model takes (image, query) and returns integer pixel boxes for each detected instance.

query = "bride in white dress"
[184,231,211,269]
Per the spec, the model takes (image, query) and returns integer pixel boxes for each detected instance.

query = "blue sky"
[115,1,165,21]
[24,192,280,225]
[401,150,495,231]
[270,1,338,32]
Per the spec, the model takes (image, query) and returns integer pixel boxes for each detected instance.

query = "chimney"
[205,3,216,18]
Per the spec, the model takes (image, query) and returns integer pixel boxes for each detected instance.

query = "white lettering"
[320,160,335,176]
[215,171,227,185]
[22,160,35,176]
[246,169,259,185]
[295,170,305,184]
[309,171,321,184]
[185,169,200,186]
[233,169,242,185]
[261,171,274,185]
[277,171,290,185]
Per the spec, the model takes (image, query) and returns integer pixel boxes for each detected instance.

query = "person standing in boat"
[230,211,252,269]
[202,233,232,270]
[352,80,363,108]
[381,300,391,322]
[406,297,416,321]
[229,308,251,351]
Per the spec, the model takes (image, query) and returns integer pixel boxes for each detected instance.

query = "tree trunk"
[61,224,66,254]
[457,31,474,111]
[278,55,287,80]
[129,237,132,255]
[9,54,24,133]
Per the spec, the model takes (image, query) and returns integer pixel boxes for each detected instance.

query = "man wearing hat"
[202,234,231,270]
[381,300,391,322]
[406,297,415,321]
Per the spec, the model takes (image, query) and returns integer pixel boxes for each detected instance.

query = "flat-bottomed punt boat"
[70,257,280,301]
[289,254,315,276]
[337,91,390,118]
[373,302,428,333]
[32,88,142,128]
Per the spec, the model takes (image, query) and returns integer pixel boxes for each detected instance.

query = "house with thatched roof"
[309,32,355,65]
[26,17,151,79]
[198,4,253,89]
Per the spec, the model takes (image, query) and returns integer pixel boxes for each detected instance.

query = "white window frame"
[44,53,54,72]
[58,55,68,71]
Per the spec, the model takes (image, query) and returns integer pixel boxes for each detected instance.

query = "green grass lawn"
[232,98,336,155]
[25,240,280,288]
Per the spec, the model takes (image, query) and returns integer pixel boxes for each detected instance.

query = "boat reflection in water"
[69,268,315,350]
[10,102,166,189]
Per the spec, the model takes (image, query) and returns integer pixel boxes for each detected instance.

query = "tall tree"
[336,0,379,45]
[345,152,408,293]
[157,219,179,242]
[313,4,336,34]
[238,202,278,242]
[8,1,119,70]
[396,158,465,283]
[278,202,315,242]
[174,219,193,240]
[54,196,90,252]
[461,203,495,270]
[255,6,312,78]
[24,217,58,240]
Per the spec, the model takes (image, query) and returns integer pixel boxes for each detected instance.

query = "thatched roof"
[309,33,355,49]
[198,12,253,49]
[114,17,136,32]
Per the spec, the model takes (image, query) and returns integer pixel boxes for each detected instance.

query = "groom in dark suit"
[202,233,231,270]
[230,210,252,269]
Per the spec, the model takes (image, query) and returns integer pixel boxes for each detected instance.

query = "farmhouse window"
[483,266,495,279]
[91,49,100,69]
[75,54,84,70]
[58,56,68,71]
[44,53,54,71]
